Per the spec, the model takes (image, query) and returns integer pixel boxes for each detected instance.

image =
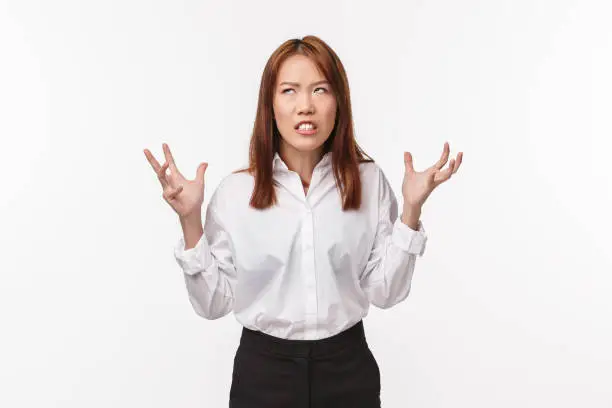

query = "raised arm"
[144,143,235,319]
[174,188,237,320]
[359,167,428,309]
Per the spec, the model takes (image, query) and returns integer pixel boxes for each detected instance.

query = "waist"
[239,320,367,358]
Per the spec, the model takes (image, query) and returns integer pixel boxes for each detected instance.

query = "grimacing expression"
[273,55,337,153]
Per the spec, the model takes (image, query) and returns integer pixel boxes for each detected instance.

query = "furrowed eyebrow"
[279,80,330,87]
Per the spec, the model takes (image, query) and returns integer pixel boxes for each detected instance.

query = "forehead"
[276,54,326,84]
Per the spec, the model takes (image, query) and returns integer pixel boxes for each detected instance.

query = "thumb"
[196,162,208,183]
[404,152,414,173]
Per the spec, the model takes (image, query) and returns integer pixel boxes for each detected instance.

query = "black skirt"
[229,320,381,408]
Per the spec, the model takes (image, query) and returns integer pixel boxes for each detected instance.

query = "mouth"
[295,121,318,136]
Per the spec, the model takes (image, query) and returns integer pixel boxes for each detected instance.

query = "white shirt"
[173,151,428,340]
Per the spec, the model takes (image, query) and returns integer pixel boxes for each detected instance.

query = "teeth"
[298,123,314,130]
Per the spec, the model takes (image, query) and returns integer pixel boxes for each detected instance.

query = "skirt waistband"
[238,320,367,359]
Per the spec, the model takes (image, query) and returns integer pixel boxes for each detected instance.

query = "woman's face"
[273,55,337,156]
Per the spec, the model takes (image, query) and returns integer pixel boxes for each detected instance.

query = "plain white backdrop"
[1,0,610,406]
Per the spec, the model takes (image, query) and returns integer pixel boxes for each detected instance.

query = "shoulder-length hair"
[234,35,374,211]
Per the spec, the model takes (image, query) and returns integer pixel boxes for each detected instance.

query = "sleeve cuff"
[173,233,213,275]
[391,218,428,256]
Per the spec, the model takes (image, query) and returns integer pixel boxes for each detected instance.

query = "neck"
[278,144,325,183]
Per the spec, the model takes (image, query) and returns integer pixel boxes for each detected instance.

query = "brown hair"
[233,35,374,211]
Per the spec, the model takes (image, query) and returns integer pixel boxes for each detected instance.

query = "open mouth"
[295,122,318,135]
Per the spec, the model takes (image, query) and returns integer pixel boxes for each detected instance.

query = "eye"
[281,87,328,95]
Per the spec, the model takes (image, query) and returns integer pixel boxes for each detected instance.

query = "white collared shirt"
[173,151,428,340]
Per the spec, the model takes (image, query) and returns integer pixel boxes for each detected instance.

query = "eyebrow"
[279,80,330,87]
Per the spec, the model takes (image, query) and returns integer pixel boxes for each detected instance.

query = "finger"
[196,162,208,183]
[434,159,454,184]
[404,152,415,173]
[452,152,463,174]
[427,168,437,184]
[144,149,162,173]
[157,161,170,188]
[448,158,455,177]
[433,142,450,170]
[165,185,183,200]
[163,143,182,176]
[447,158,456,177]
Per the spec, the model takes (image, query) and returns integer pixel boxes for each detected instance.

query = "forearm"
[400,204,422,230]
[362,250,418,309]
[180,212,204,250]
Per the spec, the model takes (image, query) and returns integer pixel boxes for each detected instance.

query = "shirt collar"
[273,151,332,172]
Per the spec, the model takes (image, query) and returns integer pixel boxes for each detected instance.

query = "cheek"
[321,101,337,126]
[273,106,292,128]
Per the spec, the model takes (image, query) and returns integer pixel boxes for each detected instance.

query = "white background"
[1,0,611,407]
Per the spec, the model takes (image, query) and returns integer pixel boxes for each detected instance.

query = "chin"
[289,137,327,152]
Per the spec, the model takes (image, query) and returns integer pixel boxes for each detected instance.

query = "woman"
[144,35,462,407]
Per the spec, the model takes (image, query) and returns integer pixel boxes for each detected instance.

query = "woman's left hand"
[402,142,463,209]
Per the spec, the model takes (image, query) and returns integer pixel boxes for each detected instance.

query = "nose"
[297,92,314,114]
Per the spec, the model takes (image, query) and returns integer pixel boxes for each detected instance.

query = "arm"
[359,167,428,309]
[173,188,236,319]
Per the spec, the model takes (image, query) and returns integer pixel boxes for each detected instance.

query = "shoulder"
[358,160,397,206]
[358,160,378,170]
[204,171,253,231]
[219,170,253,193]
[355,160,392,204]
[358,160,387,187]
[208,170,253,206]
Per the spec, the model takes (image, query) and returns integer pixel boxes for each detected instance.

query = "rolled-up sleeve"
[173,188,236,320]
[359,167,428,309]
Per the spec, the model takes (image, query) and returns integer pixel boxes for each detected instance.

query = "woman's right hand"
[144,143,208,219]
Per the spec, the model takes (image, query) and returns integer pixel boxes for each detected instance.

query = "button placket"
[302,205,317,339]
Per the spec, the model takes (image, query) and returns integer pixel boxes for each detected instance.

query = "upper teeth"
[298,123,314,130]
